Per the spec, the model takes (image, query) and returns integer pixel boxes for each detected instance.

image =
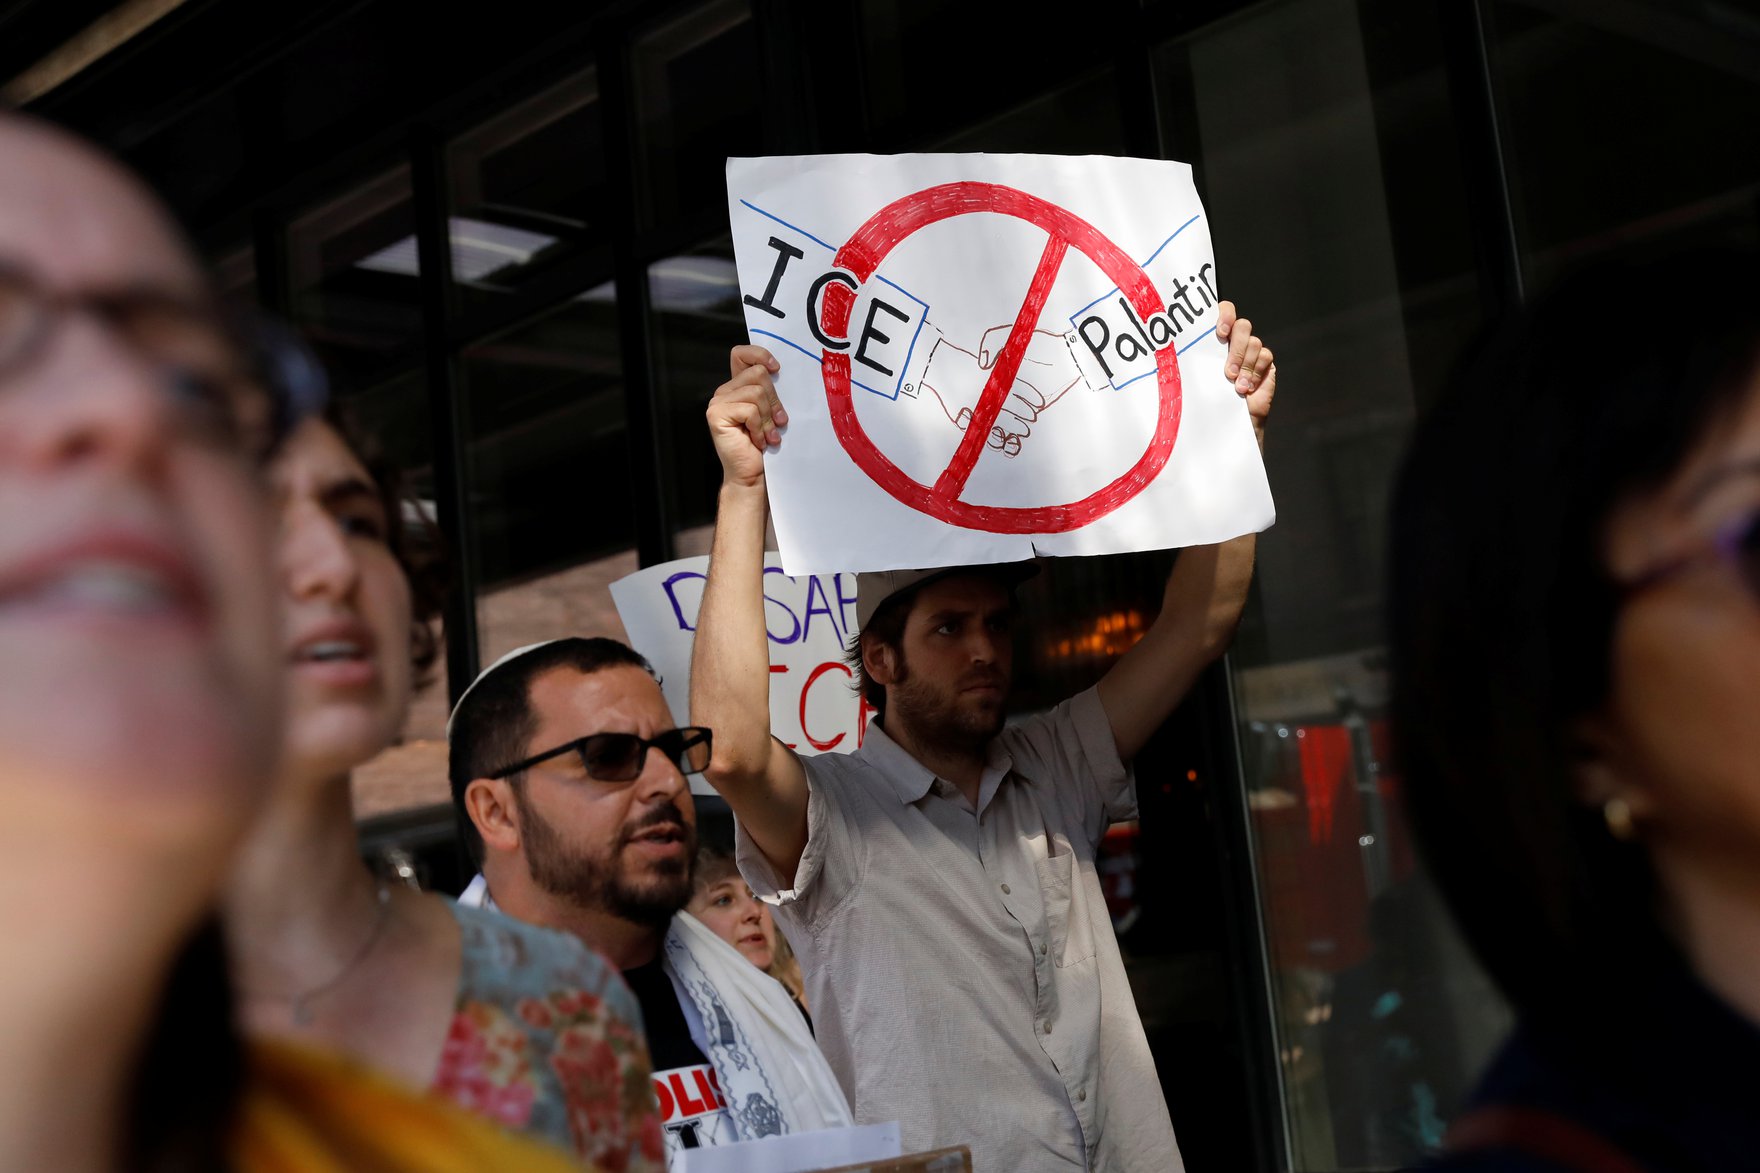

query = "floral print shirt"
[432,902,665,1171]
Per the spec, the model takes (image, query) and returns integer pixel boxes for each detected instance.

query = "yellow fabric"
[232,1038,587,1172]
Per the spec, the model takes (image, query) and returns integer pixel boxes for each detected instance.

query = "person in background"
[687,845,811,1023]
[691,305,1275,1172]
[1390,247,1760,1171]
[0,111,580,1173]
[766,913,809,1017]
[224,410,663,1169]
[448,637,852,1170]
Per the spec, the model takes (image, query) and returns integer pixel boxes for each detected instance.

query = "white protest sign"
[727,153,1275,575]
[610,554,873,792]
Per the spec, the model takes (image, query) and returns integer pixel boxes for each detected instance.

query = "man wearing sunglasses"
[449,637,852,1169]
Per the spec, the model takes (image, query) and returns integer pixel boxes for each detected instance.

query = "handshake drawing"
[906,322,1087,459]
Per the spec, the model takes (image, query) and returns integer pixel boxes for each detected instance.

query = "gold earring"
[1603,796,1637,842]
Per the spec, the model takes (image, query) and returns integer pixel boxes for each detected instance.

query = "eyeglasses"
[490,726,713,783]
[1621,509,1760,599]
[0,262,327,463]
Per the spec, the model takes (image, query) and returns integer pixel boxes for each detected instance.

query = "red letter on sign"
[859,692,878,748]
[670,1072,707,1117]
[653,1076,676,1121]
[801,661,852,752]
[769,664,797,750]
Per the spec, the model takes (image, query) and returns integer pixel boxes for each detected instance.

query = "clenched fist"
[708,344,788,490]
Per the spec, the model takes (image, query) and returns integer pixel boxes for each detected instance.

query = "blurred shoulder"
[446,899,637,1016]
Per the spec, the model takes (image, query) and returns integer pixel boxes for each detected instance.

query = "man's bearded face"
[517,789,697,926]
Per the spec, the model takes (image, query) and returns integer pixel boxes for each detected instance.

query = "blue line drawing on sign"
[1067,213,1204,320]
[1062,214,1222,392]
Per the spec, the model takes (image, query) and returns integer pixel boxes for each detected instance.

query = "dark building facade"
[12,0,1758,1167]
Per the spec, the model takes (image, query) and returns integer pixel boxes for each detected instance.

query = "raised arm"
[1097,301,1277,762]
[691,344,811,879]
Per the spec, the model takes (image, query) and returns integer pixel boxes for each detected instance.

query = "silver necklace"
[249,883,392,1026]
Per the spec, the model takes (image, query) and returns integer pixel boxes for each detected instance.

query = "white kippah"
[445,639,564,738]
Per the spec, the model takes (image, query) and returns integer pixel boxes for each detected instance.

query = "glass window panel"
[1159,0,1510,1167]
[860,0,1111,143]
[477,549,638,668]
[335,373,448,821]
[213,244,257,308]
[446,69,613,315]
[931,70,1127,155]
[459,294,632,657]
[350,639,450,821]
[647,235,744,542]
[288,167,424,394]
[1490,1,1760,285]
[631,0,760,228]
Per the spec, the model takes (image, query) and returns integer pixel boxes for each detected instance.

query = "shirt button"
[1043,1022,1053,1035]
[1078,1090,1087,1103]
[1039,943,1048,956]
[1000,883,1012,895]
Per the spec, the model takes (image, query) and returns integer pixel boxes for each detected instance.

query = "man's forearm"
[691,479,776,784]
[1097,533,1256,762]
[1165,532,1256,660]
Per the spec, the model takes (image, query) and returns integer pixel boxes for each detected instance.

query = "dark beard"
[888,657,1007,755]
[516,793,696,927]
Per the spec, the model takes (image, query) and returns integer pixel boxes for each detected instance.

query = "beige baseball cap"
[854,561,1039,631]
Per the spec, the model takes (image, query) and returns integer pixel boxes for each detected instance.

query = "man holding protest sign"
[692,303,1275,1171]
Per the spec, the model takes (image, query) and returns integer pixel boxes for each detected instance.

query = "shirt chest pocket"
[1034,848,1096,968]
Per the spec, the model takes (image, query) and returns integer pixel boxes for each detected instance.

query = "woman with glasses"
[222,408,664,1170]
[1391,247,1760,1171]
[0,113,593,1172]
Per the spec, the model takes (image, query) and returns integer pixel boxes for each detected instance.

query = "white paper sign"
[610,553,873,791]
[681,1122,903,1173]
[727,153,1275,575]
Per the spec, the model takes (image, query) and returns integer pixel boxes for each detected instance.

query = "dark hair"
[448,637,657,863]
[126,919,242,1173]
[322,401,447,683]
[691,844,742,894]
[844,590,913,716]
[1388,247,1760,1025]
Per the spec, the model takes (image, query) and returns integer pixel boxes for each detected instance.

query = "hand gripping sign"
[611,554,872,787]
[727,153,1275,575]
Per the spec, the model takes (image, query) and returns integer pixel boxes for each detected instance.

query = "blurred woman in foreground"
[224,409,663,1169]
[0,112,580,1173]
[1391,247,1760,1171]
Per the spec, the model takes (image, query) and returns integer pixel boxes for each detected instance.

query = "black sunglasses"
[490,726,713,783]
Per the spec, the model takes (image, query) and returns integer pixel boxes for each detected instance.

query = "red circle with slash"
[819,182,1182,534]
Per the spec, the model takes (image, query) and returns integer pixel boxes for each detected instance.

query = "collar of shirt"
[857,717,1024,815]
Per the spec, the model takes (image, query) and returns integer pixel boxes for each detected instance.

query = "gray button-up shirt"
[736,687,1183,1172]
